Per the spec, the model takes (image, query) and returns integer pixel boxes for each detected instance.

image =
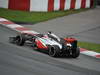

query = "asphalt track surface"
[0,7,100,75]
[0,25,100,75]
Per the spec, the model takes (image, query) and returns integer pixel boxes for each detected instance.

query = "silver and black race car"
[9,31,80,58]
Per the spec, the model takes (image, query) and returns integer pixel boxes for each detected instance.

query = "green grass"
[78,41,100,53]
[0,8,89,24]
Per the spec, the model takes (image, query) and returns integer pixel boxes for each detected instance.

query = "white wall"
[30,0,48,12]
[54,0,60,11]
[0,0,8,8]
[64,0,71,10]
[75,0,82,9]
[86,0,91,8]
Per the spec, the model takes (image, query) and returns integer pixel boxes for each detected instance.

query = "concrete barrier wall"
[0,0,8,8]
[9,0,30,11]
[0,0,94,12]
[30,0,48,11]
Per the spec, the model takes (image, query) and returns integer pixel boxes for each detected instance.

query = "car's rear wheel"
[72,47,80,58]
[49,45,60,57]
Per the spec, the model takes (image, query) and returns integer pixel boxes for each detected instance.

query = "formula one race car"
[9,31,80,58]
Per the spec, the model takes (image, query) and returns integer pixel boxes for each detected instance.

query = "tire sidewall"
[49,45,60,57]
[16,34,25,46]
[72,47,80,58]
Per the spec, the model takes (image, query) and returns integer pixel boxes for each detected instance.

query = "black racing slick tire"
[72,47,80,58]
[49,45,60,57]
[15,34,25,46]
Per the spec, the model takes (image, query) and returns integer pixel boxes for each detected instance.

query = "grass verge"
[0,8,89,24]
[78,41,100,53]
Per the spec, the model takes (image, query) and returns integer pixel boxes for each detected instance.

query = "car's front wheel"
[15,34,25,46]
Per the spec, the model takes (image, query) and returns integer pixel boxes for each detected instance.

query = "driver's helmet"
[47,31,52,35]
